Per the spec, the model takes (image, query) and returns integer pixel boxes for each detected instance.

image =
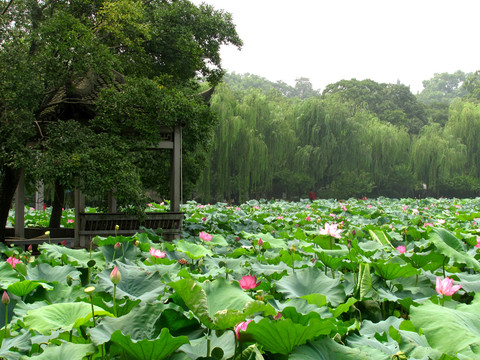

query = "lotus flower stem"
[206,328,211,357]
[4,306,7,338]
[113,284,117,317]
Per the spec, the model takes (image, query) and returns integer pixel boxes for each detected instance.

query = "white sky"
[191,0,480,94]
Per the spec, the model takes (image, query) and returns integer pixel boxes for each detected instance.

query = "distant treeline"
[193,71,480,202]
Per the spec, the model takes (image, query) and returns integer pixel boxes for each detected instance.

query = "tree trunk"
[0,167,22,242]
[49,180,64,228]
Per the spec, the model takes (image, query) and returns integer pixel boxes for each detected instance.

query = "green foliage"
[417,71,469,105]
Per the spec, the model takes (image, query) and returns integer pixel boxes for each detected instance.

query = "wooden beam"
[14,169,25,238]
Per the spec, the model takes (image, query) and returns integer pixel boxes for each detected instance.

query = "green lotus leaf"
[209,234,229,247]
[0,329,31,360]
[109,328,189,360]
[202,277,253,316]
[212,309,245,330]
[24,302,112,335]
[169,278,212,328]
[243,300,277,317]
[245,317,335,355]
[180,330,236,360]
[26,263,81,285]
[275,267,346,306]
[7,280,46,297]
[371,261,419,280]
[315,251,344,270]
[100,239,138,262]
[331,297,358,318]
[20,343,96,360]
[38,244,105,269]
[289,336,387,360]
[256,233,288,250]
[175,240,212,260]
[97,262,166,303]
[429,228,480,271]
[89,303,184,345]
[368,229,393,248]
[0,262,22,288]
[410,296,480,355]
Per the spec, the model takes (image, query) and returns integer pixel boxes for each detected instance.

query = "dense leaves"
[1,197,480,358]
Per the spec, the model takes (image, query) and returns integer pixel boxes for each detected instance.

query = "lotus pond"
[2,197,480,359]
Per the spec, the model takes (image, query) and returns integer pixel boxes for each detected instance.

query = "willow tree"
[365,118,412,196]
[411,123,467,195]
[445,101,480,177]
[294,95,372,195]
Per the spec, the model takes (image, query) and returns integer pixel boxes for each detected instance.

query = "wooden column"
[34,181,44,210]
[14,169,25,238]
[74,189,85,248]
[107,190,117,213]
[170,125,182,212]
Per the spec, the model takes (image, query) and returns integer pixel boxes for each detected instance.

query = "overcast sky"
[191,0,480,94]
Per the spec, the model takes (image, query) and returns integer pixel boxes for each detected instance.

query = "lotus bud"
[45,231,50,236]
[258,238,263,246]
[115,225,119,231]
[27,245,32,252]
[114,242,121,250]
[110,266,121,284]
[2,292,9,305]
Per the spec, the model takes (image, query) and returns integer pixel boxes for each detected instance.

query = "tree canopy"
[0,0,242,239]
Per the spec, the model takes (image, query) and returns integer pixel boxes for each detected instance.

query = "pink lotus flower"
[67,219,74,223]
[367,205,372,208]
[423,222,434,227]
[147,203,152,207]
[305,216,311,221]
[253,205,260,210]
[6,257,20,269]
[341,205,347,211]
[319,223,342,239]
[234,319,252,339]
[2,291,10,305]
[235,207,241,211]
[110,266,121,284]
[149,248,166,258]
[239,275,260,290]
[437,219,446,225]
[402,205,408,211]
[475,236,480,248]
[436,277,461,296]
[235,236,241,241]
[396,245,406,254]
[199,231,212,242]
[277,216,283,220]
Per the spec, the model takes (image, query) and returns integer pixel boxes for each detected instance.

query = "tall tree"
[0,0,241,240]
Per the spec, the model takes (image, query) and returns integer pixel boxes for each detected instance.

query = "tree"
[322,79,427,134]
[417,71,469,105]
[0,0,242,240]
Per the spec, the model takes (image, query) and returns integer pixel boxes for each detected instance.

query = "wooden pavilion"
[6,71,210,248]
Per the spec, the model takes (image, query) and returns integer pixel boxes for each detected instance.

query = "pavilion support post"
[170,125,182,213]
[14,169,25,239]
[34,182,44,211]
[74,189,85,248]
[107,189,117,213]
